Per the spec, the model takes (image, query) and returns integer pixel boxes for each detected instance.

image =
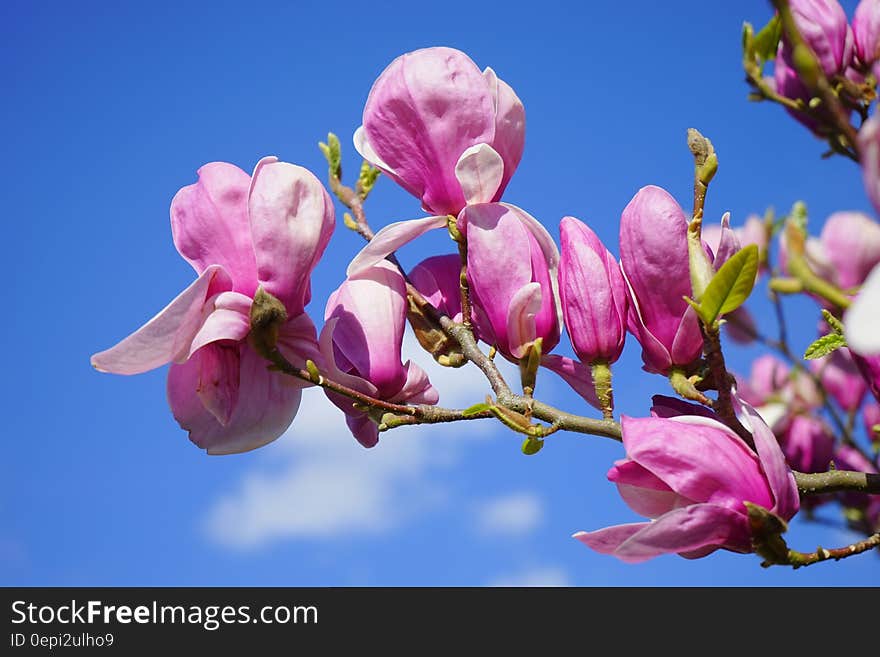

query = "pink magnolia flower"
[558,216,628,365]
[91,158,334,454]
[779,414,835,474]
[347,202,561,362]
[574,398,799,563]
[619,185,703,374]
[817,212,880,290]
[354,47,524,217]
[854,0,880,66]
[321,261,439,448]
[809,348,867,412]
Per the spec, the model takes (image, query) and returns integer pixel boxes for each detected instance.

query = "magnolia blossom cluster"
[93,36,880,567]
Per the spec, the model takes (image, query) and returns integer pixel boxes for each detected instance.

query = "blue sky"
[3,0,877,586]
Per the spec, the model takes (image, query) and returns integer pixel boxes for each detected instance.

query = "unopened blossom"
[574,397,799,563]
[558,216,627,364]
[784,0,851,76]
[735,354,821,433]
[322,261,439,448]
[355,47,524,216]
[810,348,867,412]
[817,212,880,290]
[92,158,334,454]
[463,203,561,359]
[780,415,835,474]
[854,0,880,66]
[619,186,703,374]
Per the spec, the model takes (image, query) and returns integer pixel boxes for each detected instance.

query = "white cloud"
[488,566,572,587]
[204,335,520,550]
[475,491,543,537]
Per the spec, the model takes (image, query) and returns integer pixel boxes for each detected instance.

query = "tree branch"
[794,470,880,496]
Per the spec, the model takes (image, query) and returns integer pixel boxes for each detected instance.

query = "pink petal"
[276,311,321,376]
[622,414,774,511]
[167,344,302,455]
[539,355,601,409]
[669,305,704,367]
[483,66,525,199]
[505,282,541,359]
[194,342,241,426]
[248,156,335,314]
[734,396,800,520]
[187,291,252,358]
[362,47,496,216]
[395,360,439,405]
[502,202,563,329]
[346,215,447,278]
[610,459,697,519]
[462,203,533,348]
[574,503,751,563]
[91,265,232,375]
[712,212,742,268]
[454,143,504,205]
[170,162,258,295]
[621,264,673,374]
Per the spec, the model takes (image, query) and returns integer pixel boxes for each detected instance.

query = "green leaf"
[461,402,492,417]
[804,332,847,360]
[821,309,844,335]
[697,244,759,325]
[753,14,782,61]
[521,437,544,456]
[357,161,381,200]
[318,132,342,178]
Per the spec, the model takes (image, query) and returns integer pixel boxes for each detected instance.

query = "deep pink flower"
[91,158,334,454]
[780,415,835,473]
[574,398,799,563]
[558,216,627,364]
[321,262,439,448]
[619,186,703,374]
[355,47,524,216]
[810,348,867,412]
[818,212,880,290]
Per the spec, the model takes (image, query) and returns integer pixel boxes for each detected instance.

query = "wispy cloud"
[475,491,543,537]
[488,566,572,587]
[204,336,519,550]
